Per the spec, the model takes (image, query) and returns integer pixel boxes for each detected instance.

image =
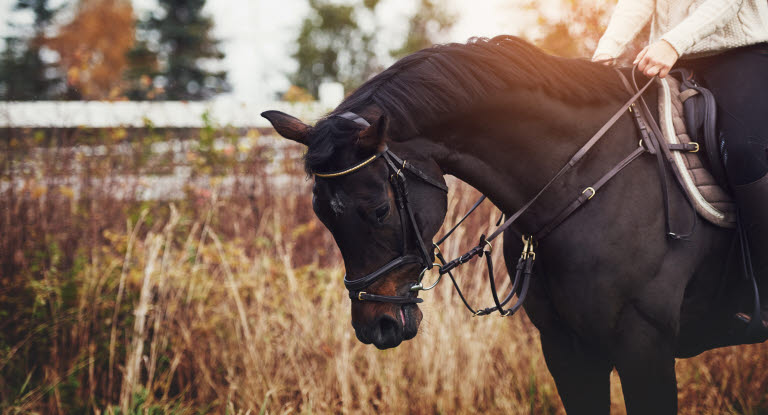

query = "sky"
[0,0,540,102]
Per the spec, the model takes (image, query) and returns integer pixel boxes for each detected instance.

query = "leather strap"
[473,257,525,315]
[668,143,699,152]
[434,195,487,246]
[628,70,696,239]
[481,75,656,245]
[435,71,659,316]
[386,151,449,192]
[384,153,435,267]
[349,290,424,304]
[343,255,423,291]
[535,146,647,240]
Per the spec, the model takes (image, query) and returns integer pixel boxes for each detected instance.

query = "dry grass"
[1,129,767,414]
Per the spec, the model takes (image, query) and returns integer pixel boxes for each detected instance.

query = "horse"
[261,35,765,414]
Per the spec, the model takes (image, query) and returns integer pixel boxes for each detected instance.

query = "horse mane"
[305,35,627,174]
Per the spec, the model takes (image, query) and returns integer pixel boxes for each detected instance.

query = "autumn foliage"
[45,0,135,99]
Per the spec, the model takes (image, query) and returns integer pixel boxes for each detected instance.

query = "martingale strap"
[482,73,656,245]
[432,70,668,316]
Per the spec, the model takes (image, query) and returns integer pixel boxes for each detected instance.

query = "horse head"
[262,109,448,349]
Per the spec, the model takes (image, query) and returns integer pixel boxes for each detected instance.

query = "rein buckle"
[521,235,536,260]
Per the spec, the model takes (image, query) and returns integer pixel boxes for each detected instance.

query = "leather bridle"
[315,112,448,304]
[318,70,698,316]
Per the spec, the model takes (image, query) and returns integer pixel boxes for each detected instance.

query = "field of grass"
[1,127,767,414]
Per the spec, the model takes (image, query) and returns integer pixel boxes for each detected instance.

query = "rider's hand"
[634,40,679,78]
[592,54,616,65]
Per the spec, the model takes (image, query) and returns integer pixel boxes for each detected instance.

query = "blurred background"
[1,1,766,414]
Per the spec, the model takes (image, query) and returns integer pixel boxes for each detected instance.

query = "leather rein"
[318,69,697,316]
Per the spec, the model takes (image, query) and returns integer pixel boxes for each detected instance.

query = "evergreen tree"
[0,0,63,100]
[127,0,229,100]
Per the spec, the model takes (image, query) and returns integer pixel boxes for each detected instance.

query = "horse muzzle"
[353,304,421,349]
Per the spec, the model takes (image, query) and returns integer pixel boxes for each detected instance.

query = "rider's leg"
[691,42,768,325]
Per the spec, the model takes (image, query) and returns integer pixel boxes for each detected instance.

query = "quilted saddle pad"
[657,77,736,228]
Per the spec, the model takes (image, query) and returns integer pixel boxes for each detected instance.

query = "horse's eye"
[375,204,390,223]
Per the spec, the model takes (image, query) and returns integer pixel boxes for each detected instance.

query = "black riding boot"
[733,172,768,330]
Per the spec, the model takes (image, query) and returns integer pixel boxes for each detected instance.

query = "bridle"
[314,112,448,305]
[318,70,698,316]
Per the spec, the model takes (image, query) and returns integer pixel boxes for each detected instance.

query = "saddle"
[656,71,736,228]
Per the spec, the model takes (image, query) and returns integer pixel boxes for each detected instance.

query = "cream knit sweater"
[593,0,768,59]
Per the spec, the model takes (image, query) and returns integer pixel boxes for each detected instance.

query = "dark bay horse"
[262,36,764,414]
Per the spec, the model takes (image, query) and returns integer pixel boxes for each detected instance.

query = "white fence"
[0,97,335,200]
[0,82,347,128]
[0,100,330,128]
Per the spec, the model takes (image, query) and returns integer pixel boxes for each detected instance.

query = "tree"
[0,0,63,100]
[390,0,454,59]
[526,0,648,61]
[126,0,229,100]
[291,0,379,97]
[46,0,135,100]
[291,0,454,98]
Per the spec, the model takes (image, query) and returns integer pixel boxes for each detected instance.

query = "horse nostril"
[373,315,402,349]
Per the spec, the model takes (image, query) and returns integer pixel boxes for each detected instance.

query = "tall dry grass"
[1,127,767,414]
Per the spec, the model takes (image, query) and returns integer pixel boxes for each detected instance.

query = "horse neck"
[416,89,629,231]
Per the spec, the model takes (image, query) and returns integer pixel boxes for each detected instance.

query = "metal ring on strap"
[410,263,443,291]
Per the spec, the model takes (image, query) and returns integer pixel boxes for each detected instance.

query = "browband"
[313,146,389,178]
[336,111,371,127]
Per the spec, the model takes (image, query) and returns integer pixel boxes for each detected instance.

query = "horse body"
[397,85,741,413]
[263,36,762,414]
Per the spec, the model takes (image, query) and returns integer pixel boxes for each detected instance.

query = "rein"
[321,71,694,316]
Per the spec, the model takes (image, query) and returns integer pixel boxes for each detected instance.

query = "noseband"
[314,112,448,304]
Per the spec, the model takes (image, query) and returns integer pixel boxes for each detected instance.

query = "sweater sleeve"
[660,0,744,56]
[593,0,655,59]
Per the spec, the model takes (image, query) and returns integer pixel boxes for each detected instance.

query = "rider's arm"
[592,0,654,60]
[660,0,743,56]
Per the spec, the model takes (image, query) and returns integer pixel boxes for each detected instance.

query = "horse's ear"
[261,110,312,146]
[357,114,388,151]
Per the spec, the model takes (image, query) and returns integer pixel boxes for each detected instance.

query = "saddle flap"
[672,68,728,187]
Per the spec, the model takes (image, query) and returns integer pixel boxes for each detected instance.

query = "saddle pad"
[657,77,736,228]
